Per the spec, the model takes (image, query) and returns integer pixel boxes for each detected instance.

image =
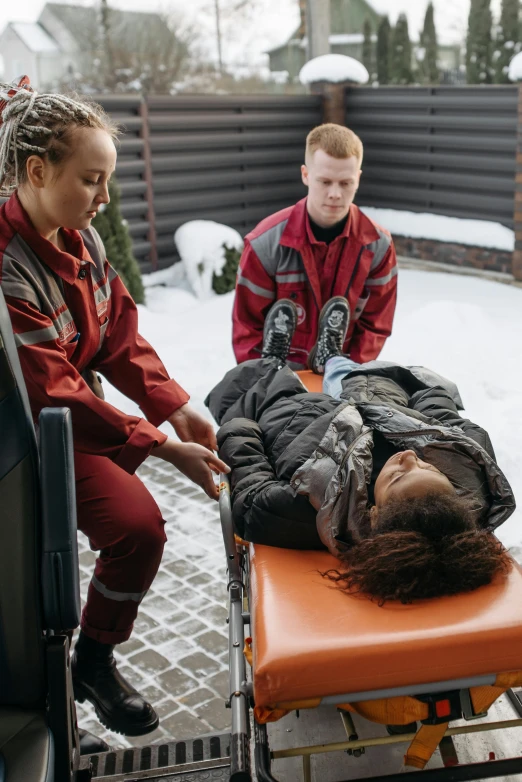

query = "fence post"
[309,81,348,126]
[513,84,522,280]
[139,98,158,271]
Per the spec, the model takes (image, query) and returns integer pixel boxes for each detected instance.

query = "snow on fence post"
[299,54,369,126]
[139,98,158,271]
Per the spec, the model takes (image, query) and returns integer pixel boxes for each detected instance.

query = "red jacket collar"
[5,193,94,285]
[280,197,380,250]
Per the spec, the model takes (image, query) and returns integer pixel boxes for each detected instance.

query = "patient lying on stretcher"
[206,297,515,604]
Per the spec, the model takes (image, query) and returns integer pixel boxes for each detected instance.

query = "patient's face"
[374,449,455,508]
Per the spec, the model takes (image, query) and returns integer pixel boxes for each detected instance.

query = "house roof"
[267,0,464,56]
[41,3,164,51]
[266,0,381,55]
[9,22,59,53]
[285,33,378,51]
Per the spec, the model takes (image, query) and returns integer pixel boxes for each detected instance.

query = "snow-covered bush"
[174,220,243,299]
[508,51,522,81]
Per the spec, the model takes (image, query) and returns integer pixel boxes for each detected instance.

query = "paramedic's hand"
[153,439,229,500]
[168,404,218,451]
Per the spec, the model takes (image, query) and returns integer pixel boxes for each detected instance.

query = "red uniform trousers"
[75,451,166,645]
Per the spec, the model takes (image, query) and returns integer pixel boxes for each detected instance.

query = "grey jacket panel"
[2,234,64,313]
[365,226,392,272]
[81,227,111,289]
[292,404,374,552]
[249,220,304,278]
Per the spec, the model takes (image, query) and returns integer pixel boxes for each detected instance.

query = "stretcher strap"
[404,671,522,769]
[404,723,448,769]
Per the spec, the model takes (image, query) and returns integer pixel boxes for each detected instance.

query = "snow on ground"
[104,268,522,549]
[361,206,515,251]
[299,53,369,85]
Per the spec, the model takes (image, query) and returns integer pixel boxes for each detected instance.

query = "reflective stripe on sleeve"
[237,271,276,299]
[365,266,398,287]
[275,272,308,284]
[14,324,59,347]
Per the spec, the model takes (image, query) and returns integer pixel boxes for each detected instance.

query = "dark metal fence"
[345,86,518,229]
[2,89,517,272]
[99,96,153,268]
[99,94,322,272]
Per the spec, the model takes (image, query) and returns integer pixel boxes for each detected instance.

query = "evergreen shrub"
[92,179,145,304]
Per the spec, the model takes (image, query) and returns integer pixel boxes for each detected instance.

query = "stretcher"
[219,370,522,782]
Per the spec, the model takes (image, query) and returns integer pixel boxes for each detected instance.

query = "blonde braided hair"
[0,78,119,197]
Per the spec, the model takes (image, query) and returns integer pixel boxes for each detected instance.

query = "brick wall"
[394,236,513,276]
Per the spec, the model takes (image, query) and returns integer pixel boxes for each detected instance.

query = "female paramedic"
[0,77,228,737]
[206,296,515,605]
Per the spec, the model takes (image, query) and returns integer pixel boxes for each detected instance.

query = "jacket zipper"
[386,427,444,438]
[333,429,371,491]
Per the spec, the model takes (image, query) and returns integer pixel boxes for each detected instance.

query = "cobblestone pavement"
[75,456,230,749]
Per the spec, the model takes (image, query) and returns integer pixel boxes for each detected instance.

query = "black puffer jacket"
[206,359,515,554]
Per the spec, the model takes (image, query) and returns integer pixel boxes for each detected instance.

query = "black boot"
[78,728,111,755]
[71,631,159,737]
[307,296,350,374]
[261,299,298,362]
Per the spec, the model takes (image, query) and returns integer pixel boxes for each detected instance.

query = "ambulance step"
[79,732,230,780]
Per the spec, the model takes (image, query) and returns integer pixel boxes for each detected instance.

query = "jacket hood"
[291,400,515,556]
[361,404,515,533]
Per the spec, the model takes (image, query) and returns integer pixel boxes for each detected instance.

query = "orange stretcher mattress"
[250,544,522,708]
[297,369,323,393]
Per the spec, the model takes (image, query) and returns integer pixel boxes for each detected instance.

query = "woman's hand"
[153,438,229,500]
[168,404,218,451]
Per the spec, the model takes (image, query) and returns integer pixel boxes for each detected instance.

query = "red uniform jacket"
[232,198,398,367]
[0,194,189,474]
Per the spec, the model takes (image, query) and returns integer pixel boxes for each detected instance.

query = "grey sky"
[0,0,503,69]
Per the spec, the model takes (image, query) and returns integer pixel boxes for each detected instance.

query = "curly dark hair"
[323,493,510,605]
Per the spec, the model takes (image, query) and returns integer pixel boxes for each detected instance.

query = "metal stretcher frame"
[218,473,522,782]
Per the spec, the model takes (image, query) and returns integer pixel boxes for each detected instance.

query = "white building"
[0,2,165,91]
[0,21,70,89]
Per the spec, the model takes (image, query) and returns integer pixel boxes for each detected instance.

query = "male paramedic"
[232,123,398,369]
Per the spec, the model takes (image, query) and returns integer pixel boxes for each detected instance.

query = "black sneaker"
[308,296,350,374]
[261,299,298,362]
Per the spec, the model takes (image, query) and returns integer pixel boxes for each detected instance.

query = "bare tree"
[201,0,271,72]
[66,2,197,94]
